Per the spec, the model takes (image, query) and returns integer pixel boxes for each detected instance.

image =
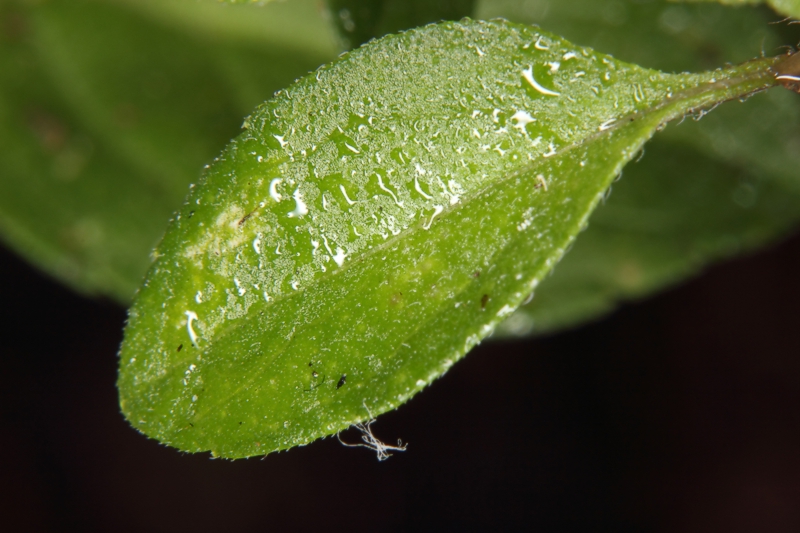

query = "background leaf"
[118,19,780,458]
[327,0,476,50]
[677,0,800,19]
[475,0,800,336]
[0,0,337,301]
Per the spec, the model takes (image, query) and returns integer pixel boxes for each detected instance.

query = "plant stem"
[773,50,800,93]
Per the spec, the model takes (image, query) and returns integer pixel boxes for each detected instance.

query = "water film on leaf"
[118,19,782,458]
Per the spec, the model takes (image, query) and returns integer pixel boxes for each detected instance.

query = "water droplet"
[376,173,404,207]
[339,184,357,205]
[522,66,560,96]
[287,188,308,218]
[269,178,282,202]
[423,205,444,230]
[511,110,536,134]
[332,247,347,267]
[185,310,199,346]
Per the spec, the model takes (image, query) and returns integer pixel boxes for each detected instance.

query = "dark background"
[1,230,799,533]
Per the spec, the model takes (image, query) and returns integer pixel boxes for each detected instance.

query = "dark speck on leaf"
[238,211,255,227]
[472,271,480,278]
[177,344,183,352]
[337,374,347,389]
[481,294,489,309]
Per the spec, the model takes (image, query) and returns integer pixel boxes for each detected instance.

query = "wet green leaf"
[118,19,782,458]
[0,0,336,301]
[478,0,800,336]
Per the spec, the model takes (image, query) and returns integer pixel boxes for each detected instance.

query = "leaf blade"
[118,19,780,458]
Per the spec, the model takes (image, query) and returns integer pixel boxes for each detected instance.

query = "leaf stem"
[773,50,800,93]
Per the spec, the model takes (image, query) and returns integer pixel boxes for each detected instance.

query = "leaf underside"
[118,19,778,458]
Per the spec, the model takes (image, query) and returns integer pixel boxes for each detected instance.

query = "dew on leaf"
[118,18,782,459]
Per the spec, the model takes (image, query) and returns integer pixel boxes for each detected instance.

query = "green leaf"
[677,0,800,19]
[495,139,800,336]
[327,0,476,49]
[111,0,337,58]
[478,0,800,336]
[118,19,782,458]
[0,0,336,301]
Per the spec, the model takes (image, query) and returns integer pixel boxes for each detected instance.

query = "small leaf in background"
[678,0,800,19]
[477,0,800,336]
[0,0,336,301]
[327,0,476,49]
[118,19,782,458]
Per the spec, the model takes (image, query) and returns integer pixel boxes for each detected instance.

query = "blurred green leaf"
[678,0,800,19]
[327,0,476,49]
[118,19,781,458]
[477,0,800,336]
[0,0,336,301]
[110,0,336,58]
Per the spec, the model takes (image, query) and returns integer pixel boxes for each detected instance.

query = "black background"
[1,231,799,533]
